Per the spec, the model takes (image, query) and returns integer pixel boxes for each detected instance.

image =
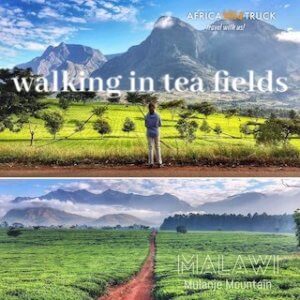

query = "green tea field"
[0,229,150,300]
[155,231,300,300]
[1,229,299,300]
[0,100,299,166]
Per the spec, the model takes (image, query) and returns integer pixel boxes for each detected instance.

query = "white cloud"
[49,182,92,192]
[15,41,47,51]
[16,20,34,28]
[283,3,290,8]
[47,178,296,207]
[0,46,18,57]
[0,195,14,218]
[65,16,87,23]
[38,7,60,19]
[94,5,138,22]
[154,16,174,29]
[276,31,300,43]
[14,8,23,14]
[0,4,78,62]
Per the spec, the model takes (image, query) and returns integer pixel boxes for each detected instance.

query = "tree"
[224,108,238,118]
[93,119,112,138]
[239,123,252,137]
[275,119,300,144]
[160,99,185,120]
[126,92,142,104]
[126,92,157,105]
[28,120,37,146]
[254,120,283,145]
[42,111,64,139]
[58,97,70,110]
[176,225,187,234]
[0,68,47,132]
[178,110,194,119]
[293,209,300,246]
[249,107,261,122]
[254,119,300,145]
[122,118,136,134]
[92,106,108,118]
[107,92,120,103]
[161,213,294,232]
[7,228,22,237]
[176,119,198,143]
[224,108,238,125]
[289,109,298,120]
[57,89,96,108]
[213,124,222,137]
[200,119,211,134]
[188,102,216,119]
[74,120,85,133]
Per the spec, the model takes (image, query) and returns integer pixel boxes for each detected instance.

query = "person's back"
[144,103,162,167]
[145,112,161,138]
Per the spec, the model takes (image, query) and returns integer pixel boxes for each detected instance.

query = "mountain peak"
[154,15,193,30]
[17,42,107,86]
[154,16,176,29]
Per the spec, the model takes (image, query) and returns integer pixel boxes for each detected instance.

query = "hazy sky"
[1,0,299,68]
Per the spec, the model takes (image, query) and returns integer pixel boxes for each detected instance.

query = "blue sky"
[0,0,299,68]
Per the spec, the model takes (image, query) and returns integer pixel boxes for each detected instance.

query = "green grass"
[0,229,150,300]
[1,99,300,165]
[154,231,300,300]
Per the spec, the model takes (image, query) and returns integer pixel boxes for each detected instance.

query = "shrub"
[122,118,136,134]
[92,106,108,118]
[7,228,22,237]
[200,120,211,133]
[176,119,198,143]
[93,119,112,138]
[213,124,222,136]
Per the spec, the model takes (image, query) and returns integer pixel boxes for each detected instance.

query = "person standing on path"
[145,102,162,167]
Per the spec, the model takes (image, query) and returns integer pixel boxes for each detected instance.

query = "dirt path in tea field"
[0,164,300,177]
[99,231,156,300]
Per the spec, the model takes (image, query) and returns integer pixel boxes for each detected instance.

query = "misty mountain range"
[1,207,149,227]
[2,188,299,226]
[200,192,299,215]
[17,16,300,90]
[12,188,192,212]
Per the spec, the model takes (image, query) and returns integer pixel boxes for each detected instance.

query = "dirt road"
[0,164,300,177]
[99,232,156,300]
